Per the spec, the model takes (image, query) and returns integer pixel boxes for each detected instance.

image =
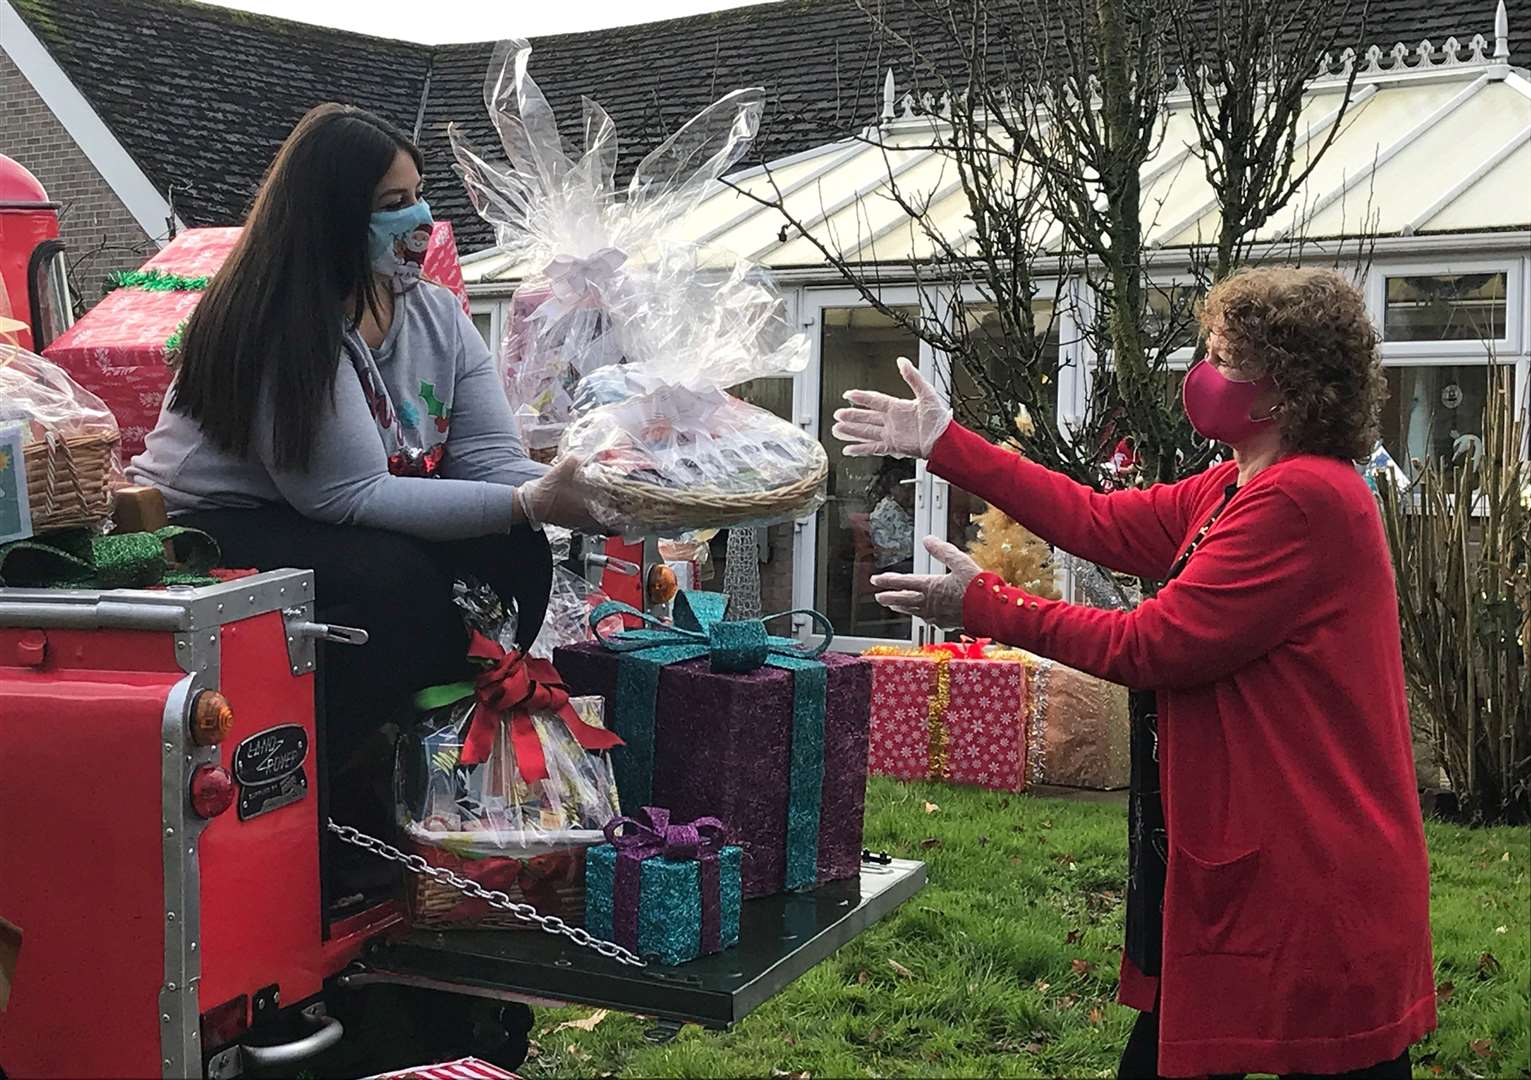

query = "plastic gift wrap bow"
[588,591,833,891]
[417,630,623,780]
[604,807,729,955]
[534,248,628,325]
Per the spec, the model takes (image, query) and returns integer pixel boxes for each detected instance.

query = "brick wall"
[0,50,157,309]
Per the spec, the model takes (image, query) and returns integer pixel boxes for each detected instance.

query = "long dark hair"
[171,104,422,470]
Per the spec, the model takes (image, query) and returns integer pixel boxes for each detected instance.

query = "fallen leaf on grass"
[1478,951,1502,976]
[1436,980,1454,1001]
[1009,856,1022,865]
[1059,993,1078,1009]
[923,801,941,814]
[1088,1007,1104,1026]
[1040,820,1054,829]
[553,1009,610,1034]
[920,837,943,849]
[1471,1038,1493,1058]
[1024,1042,1043,1054]
[1071,959,1093,976]
[1065,929,1083,945]
[856,970,869,985]
[1502,851,1511,862]
[1494,925,1508,934]
[566,1044,590,1062]
[771,1070,811,1080]
[888,959,915,979]
[1033,979,1051,993]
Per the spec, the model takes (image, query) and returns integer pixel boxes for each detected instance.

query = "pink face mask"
[1181,359,1278,445]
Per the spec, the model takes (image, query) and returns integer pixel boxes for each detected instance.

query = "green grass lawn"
[519,778,1529,1079]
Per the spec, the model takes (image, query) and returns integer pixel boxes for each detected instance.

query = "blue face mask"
[367,198,434,286]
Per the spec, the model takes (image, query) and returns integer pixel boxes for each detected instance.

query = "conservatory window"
[960,299,1063,422]
[1378,365,1492,473]
[1383,273,1508,343]
[1144,284,1201,356]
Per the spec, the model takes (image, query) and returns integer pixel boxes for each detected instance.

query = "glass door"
[921,285,1077,638]
[794,288,932,652]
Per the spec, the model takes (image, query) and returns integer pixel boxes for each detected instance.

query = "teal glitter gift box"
[585,808,742,966]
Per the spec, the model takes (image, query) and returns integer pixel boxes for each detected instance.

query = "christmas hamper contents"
[866,641,1129,792]
[452,40,826,535]
[555,591,872,899]
[396,580,624,929]
[585,806,743,965]
[0,340,121,544]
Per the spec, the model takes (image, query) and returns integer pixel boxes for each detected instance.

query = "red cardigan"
[929,422,1435,1077]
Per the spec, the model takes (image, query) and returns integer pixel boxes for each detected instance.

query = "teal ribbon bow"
[589,592,834,891]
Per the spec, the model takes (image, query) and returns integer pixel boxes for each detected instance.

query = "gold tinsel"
[967,503,1061,599]
[926,654,953,780]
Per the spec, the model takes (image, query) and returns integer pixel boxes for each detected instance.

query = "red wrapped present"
[865,642,1130,792]
[44,228,239,458]
[363,1057,521,1079]
[44,223,470,459]
[866,641,1029,792]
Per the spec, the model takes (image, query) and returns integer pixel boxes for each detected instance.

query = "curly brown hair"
[1200,267,1386,461]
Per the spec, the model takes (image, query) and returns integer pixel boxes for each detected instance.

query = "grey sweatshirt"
[128,282,546,541]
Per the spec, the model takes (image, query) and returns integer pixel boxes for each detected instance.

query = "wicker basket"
[404,836,589,931]
[583,450,829,533]
[24,430,120,533]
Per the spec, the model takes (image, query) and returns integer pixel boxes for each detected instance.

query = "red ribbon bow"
[927,636,993,660]
[459,631,622,781]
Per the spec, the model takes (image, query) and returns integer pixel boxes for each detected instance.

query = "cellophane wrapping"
[0,342,123,534]
[451,40,825,536]
[396,581,621,857]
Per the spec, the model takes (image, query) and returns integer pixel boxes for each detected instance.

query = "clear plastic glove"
[869,536,979,630]
[832,356,952,459]
[517,455,605,534]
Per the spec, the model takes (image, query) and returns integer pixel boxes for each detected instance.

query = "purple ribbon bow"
[604,807,727,955]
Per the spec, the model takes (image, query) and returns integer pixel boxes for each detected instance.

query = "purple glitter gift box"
[553,643,872,899]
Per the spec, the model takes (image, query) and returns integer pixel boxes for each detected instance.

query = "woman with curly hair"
[834,268,1433,1079]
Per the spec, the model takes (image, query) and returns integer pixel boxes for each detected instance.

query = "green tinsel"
[164,319,189,358]
[105,268,211,294]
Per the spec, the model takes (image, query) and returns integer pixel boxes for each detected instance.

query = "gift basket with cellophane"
[451,40,826,536]
[396,580,623,929]
[0,340,122,539]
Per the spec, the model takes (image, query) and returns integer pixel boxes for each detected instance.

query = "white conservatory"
[460,3,1531,653]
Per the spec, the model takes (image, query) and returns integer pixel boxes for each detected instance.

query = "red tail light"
[200,994,248,1052]
[190,765,235,819]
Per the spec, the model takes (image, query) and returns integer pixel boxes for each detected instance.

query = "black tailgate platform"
[354,858,925,1028]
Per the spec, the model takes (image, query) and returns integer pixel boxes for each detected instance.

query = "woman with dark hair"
[130,104,598,850]
[834,268,1434,1079]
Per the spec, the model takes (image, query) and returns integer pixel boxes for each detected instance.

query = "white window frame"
[1366,257,1523,361]
[794,284,933,651]
[468,298,505,355]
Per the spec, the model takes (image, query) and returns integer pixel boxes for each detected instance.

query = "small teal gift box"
[585,807,742,966]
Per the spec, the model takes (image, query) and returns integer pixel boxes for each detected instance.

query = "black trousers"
[177,507,552,832]
[1119,1009,1412,1080]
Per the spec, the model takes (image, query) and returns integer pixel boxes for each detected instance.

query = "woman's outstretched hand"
[517,455,604,533]
[832,357,952,459]
[869,536,979,629]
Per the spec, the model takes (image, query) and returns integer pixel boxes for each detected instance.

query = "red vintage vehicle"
[0,161,923,1080]
[0,154,72,353]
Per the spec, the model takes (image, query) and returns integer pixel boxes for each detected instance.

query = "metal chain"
[326,820,647,968]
